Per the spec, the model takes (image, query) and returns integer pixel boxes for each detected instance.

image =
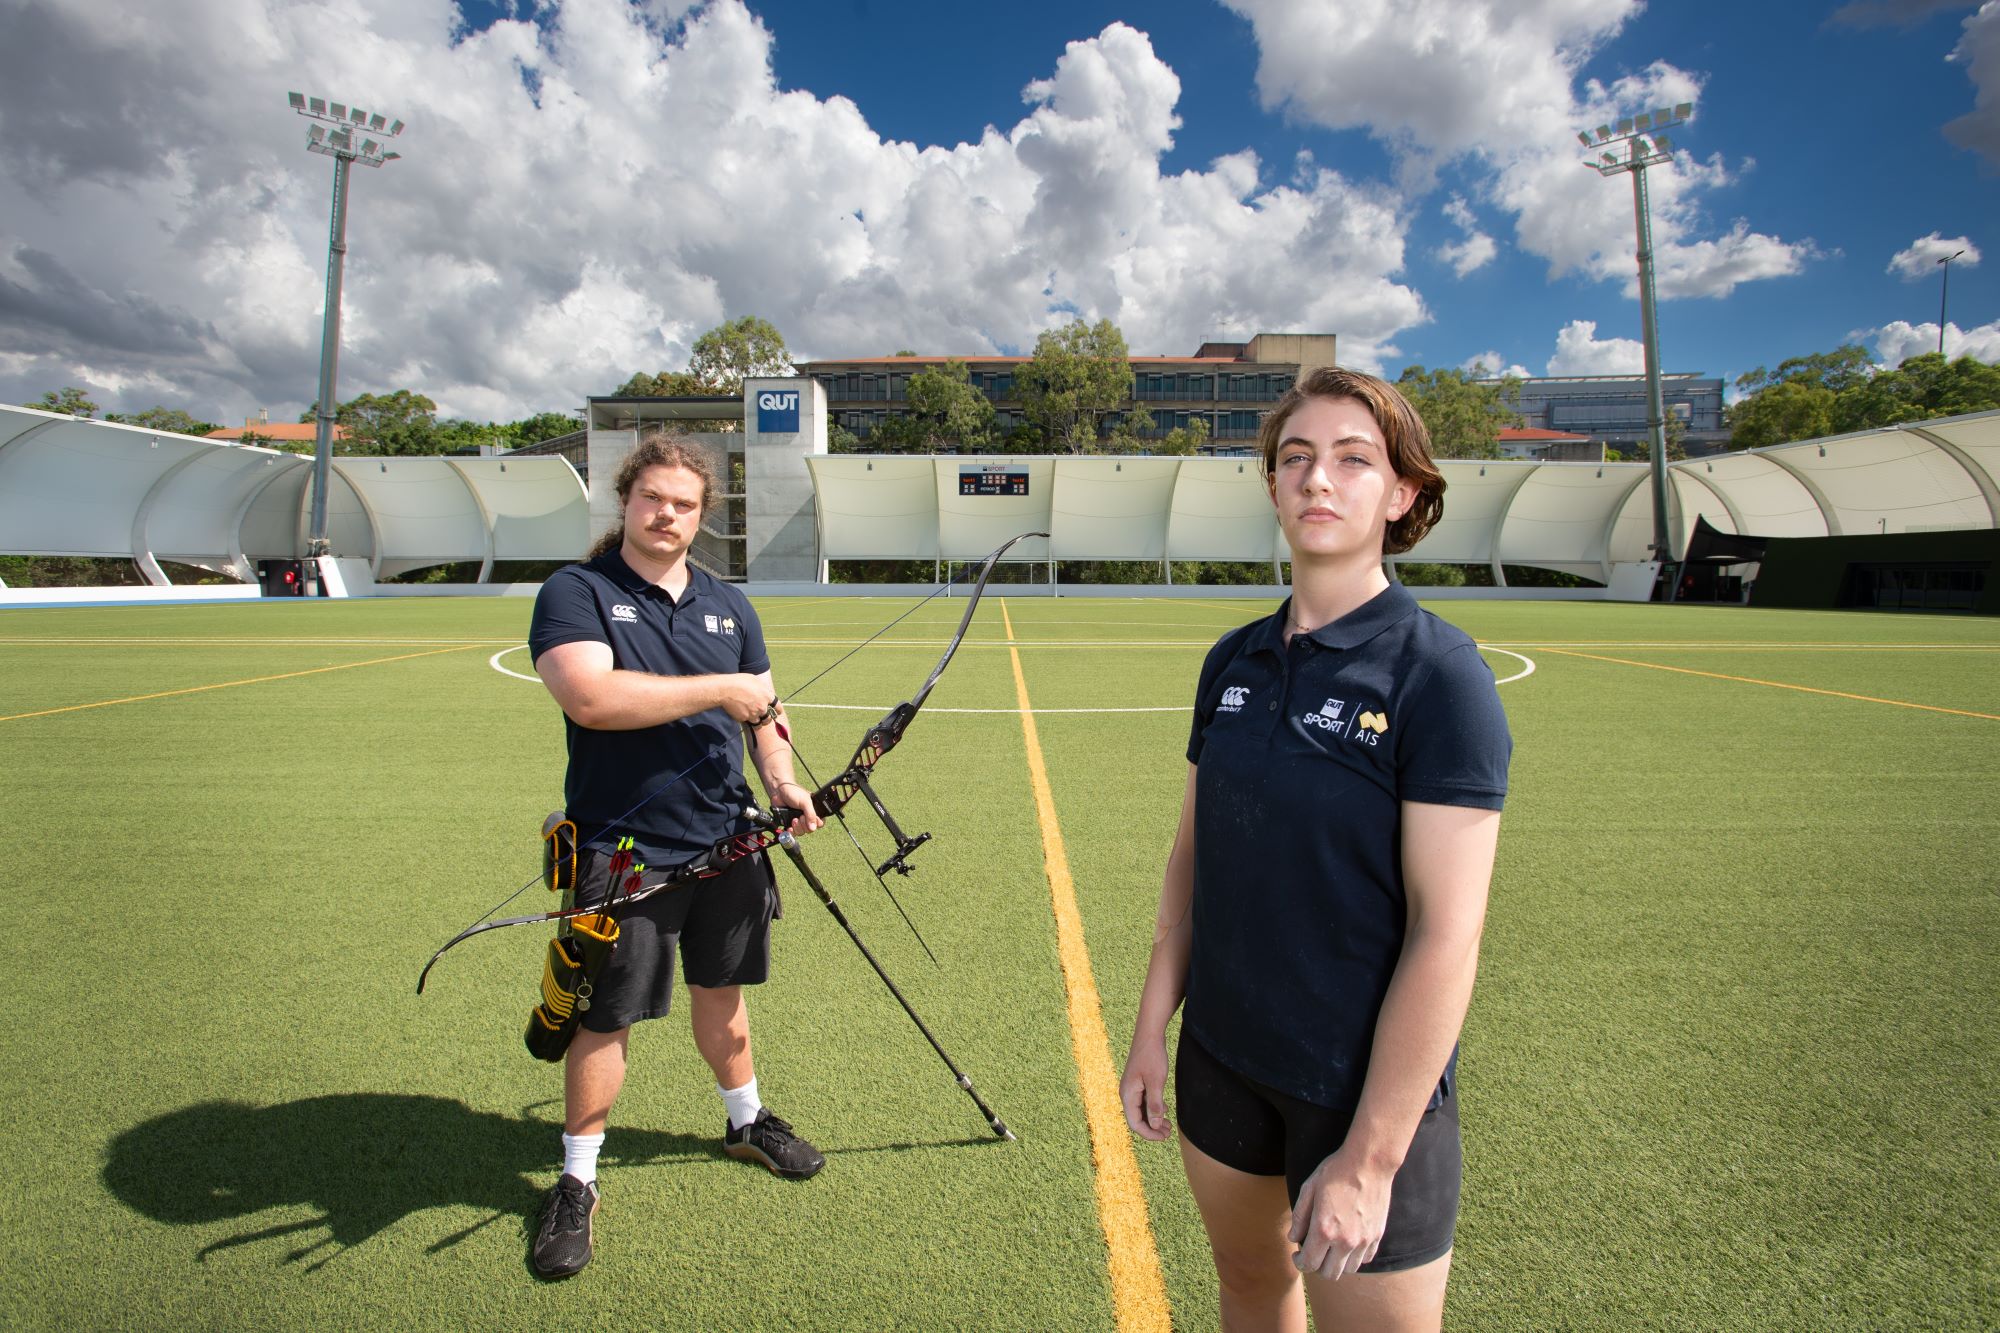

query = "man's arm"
[740,671,823,834]
[536,640,774,730]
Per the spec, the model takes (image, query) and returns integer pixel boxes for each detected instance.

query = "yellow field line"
[1000,600,1171,1333]
[1536,647,2000,721]
[0,645,487,723]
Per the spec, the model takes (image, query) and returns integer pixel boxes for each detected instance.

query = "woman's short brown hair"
[586,425,723,559]
[1255,367,1446,555]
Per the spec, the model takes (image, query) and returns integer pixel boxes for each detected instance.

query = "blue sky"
[1,0,1994,423]
[734,0,1998,383]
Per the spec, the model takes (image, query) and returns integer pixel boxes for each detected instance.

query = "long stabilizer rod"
[775,830,1015,1141]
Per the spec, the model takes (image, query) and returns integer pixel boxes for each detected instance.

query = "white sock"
[718,1077,762,1130]
[561,1131,605,1185]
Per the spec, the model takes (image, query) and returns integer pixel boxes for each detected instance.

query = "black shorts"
[569,845,779,1033]
[1175,1029,1461,1274]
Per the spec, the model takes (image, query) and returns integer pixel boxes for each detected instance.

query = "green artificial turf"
[0,595,1994,1330]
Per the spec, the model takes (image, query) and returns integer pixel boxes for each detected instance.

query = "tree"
[33,386,97,417]
[902,359,997,450]
[507,411,582,446]
[104,406,219,436]
[303,389,440,455]
[1014,318,1134,452]
[1394,364,1522,459]
[687,316,792,393]
[1728,379,1834,450]
[1832,352,2000,433]
[1158,416,1210,456]
[1727,343,2000,449]
[1734,344,1874,398]
[614,370,708,397]
[863,412,927,452]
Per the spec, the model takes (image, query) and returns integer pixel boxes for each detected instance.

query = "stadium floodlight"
[1577,131,1594,148]
[369,112,386,131]
[1937,248,1966,356]
[1578,99,1695,572]
[288,91,408,576]
[1635,113,1653,131]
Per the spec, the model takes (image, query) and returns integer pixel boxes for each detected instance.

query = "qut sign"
[756,389,800,434]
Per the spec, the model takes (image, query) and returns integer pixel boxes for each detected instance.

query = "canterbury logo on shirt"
[611,604,638,623]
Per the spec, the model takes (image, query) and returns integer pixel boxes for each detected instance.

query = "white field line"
[487,644,1540,700]
[1484,648,1536,685]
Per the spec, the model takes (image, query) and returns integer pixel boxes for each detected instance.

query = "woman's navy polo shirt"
[528,551,770,863]
[1183,581,1511,1112]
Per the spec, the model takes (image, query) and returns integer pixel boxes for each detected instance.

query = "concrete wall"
[743,377,827,582]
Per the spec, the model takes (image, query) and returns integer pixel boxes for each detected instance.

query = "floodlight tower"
[1937,248,1966,357]
[288,92,405,569]
[1579,102,1692,576]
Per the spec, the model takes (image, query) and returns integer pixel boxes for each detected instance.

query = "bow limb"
[908,530,1048,713]
[416,815,789,992]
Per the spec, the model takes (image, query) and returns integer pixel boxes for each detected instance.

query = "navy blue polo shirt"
[527,551,770,862]
[1182,581,1511,1112]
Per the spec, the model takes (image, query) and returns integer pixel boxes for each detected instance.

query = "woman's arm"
[1288,799,1501,1278]
[1120,764,1201,1140]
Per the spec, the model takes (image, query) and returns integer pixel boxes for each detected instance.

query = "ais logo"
[756,389,800,434]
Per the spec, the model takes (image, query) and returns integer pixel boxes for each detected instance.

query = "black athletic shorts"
[1175,1029,1461,1274]
[569,845,779,1033]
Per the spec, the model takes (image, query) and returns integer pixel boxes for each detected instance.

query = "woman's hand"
[1120,1036,1173,1141]
[1288,1145,1394,1280]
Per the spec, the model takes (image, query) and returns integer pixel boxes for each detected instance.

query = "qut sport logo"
[1303,698,1346,730]
[756,389,800,433]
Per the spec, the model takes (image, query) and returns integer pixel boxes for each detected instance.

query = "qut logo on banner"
[756,389,800,433]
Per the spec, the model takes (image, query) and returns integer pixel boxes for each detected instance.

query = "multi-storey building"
[1479,372,1729,456]
[799,333,1336,451]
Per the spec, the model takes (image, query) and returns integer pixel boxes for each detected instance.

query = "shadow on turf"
[104,1094,1007,1272]
[101,1093,713,1272]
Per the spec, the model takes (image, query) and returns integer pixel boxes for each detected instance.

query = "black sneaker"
[722,1108,825,1179]
[531,1173,599,1278]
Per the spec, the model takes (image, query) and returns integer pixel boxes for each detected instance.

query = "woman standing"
[1120,368,1511,1331]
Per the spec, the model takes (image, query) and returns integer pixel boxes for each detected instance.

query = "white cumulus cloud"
[1887,232,1982,278]
[1946,2,2000,166]
[1461,351,1530,378]
[0,0,1426,422]
[1221,0,1815,300]
[1858,318,2000,363]
[1435,195,1498,277]
[1546,319,1644,375]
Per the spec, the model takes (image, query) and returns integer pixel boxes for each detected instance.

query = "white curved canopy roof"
[0,405,588,583]
[808,409,2000,579]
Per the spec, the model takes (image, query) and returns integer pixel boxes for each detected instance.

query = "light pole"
[287,92,404,574]
[1937,248,1965,358]
[1579,102,1692,582]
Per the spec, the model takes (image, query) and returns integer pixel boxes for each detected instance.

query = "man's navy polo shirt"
[528,551,771,863]
[1183,581,1511,1112]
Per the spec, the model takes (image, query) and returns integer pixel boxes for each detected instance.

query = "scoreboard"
[959,465,1030,496]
